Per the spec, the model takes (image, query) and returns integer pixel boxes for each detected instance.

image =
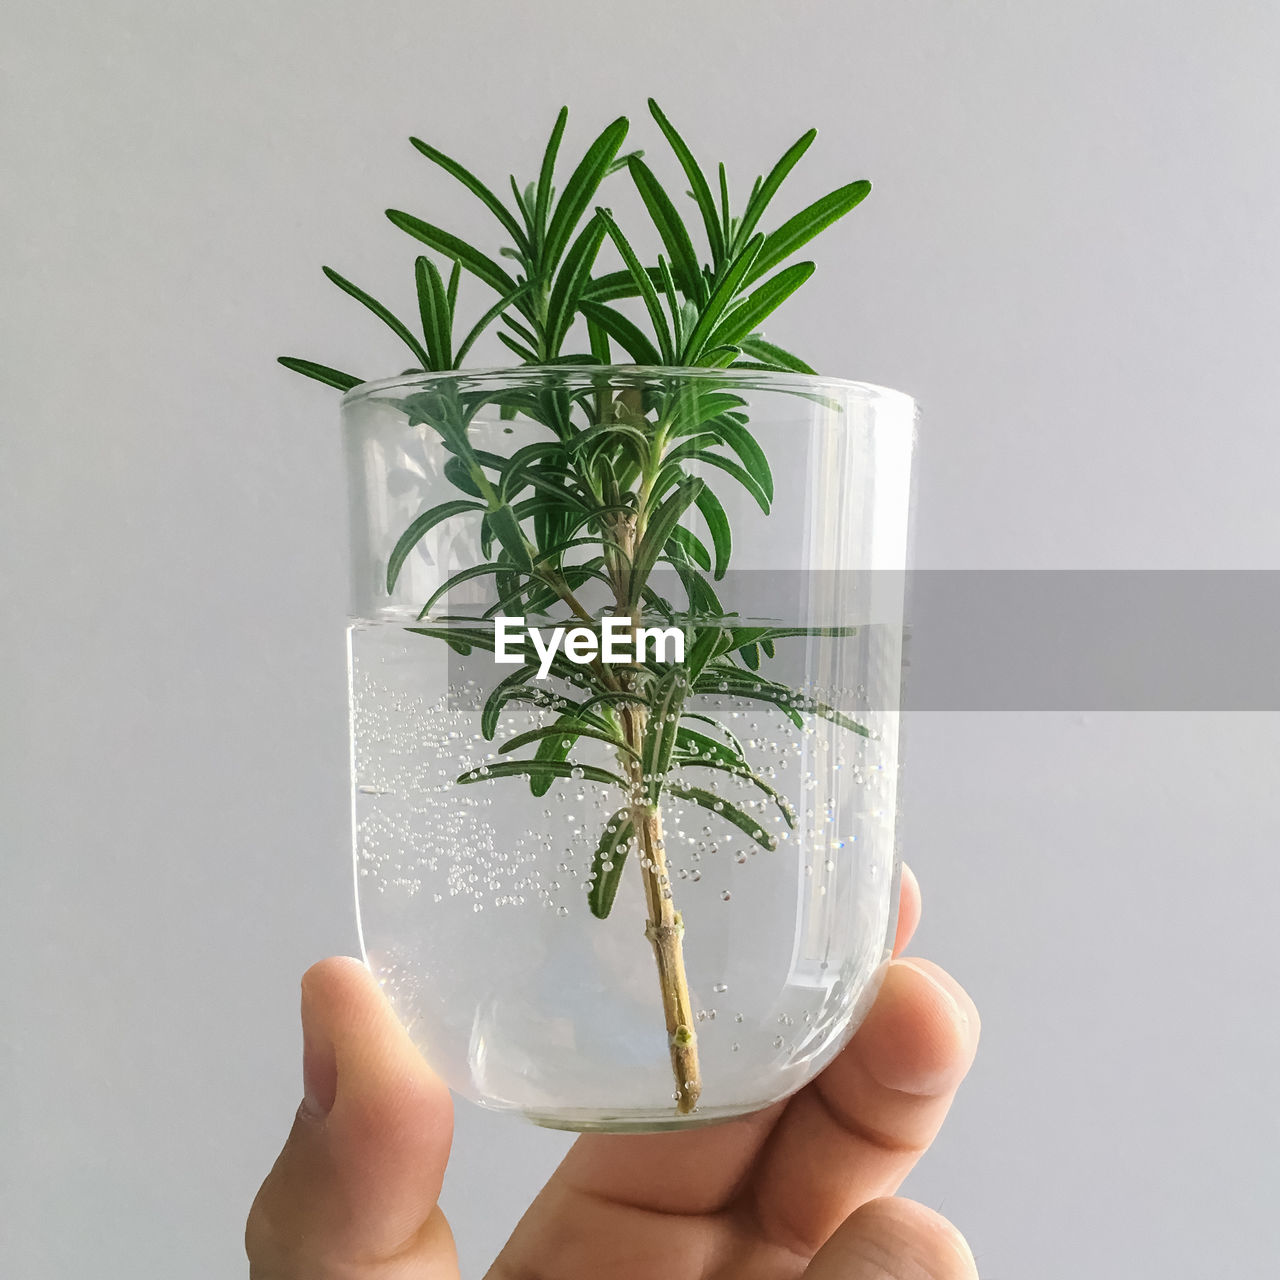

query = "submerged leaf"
[665,782,778,850]
[587,809,635,918]
[457,759,626,789]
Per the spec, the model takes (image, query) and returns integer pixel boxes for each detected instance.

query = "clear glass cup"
[343,367,915,1132]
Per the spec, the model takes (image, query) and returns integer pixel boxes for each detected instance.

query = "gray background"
[3,2,1278,1276]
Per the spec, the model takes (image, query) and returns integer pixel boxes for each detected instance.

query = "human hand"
[246,866,980,1278]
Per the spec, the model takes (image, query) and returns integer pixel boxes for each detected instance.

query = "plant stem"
[622,693,702,1113]
[604,473,702,1114]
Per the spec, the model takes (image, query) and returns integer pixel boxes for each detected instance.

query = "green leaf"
[446,261,461,313]
[568,420,652,468]
[641,666,690,801]
[485,503,534,571]
[682,627,723,685]
[417,560,544,620]
[535,107,569,238]
[457,759,627,789]
[498,722,636,759]
[587,315,610,363]
[518,466,592,508]
[454,281,534,365]
[673,724,745,770]
[277,357,362,391]
[702,413,774,504]
[695,667,804,727]
[481,666,543,738]
[408,136,529,250]
[667,387,750,436]
[321,267,430,368]
[660,448,769,514]
[665,782,778,850]
[509,174,534,231]
[545,213,608,354]
[626,156,704,302]
[718,162,731,246]
[734,129,816,246]
[665,525,711,572]
[647,99,723,262]
[700,344,742,369]
[807,700,874,738]
[605,149,644,175]
[672,751,797,829]
[678,234,763,363]
[573,688,651,719]
[583,268,665,303]
[693,484,731,579]
[680,710,747,759]
[386,499,484,592]
[443,453,483,496]
[543,116,629,273]
[414,256,452,370]
[658,257,682,342]
[496,330,539,363]
[578,300,663,366]
[587,809,635,919]
[498,441,569,500]
[736,335,816,375]
[525,712,584,796]
[747,179,871,284]
[664,550,725,621]
[629,476,705,600]
[660,431,721,469]
[500,312,540,347]
[386,210,520,298]
[596,209,675,363]
[706,261,815,351]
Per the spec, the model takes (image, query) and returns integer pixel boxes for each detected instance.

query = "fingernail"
[300,985,337,1118]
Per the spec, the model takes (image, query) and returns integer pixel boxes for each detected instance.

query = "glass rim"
[341,364,916,413]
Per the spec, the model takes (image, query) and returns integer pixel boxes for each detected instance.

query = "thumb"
[804,1197,978,1279]
[246,956,458,1279]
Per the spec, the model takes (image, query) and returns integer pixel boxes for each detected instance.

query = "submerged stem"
[622,703,702,1113]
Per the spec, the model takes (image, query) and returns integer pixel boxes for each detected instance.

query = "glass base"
[520,1099,778,1134]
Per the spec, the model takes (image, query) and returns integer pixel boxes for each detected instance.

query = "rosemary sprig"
[280,102,872,1115]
